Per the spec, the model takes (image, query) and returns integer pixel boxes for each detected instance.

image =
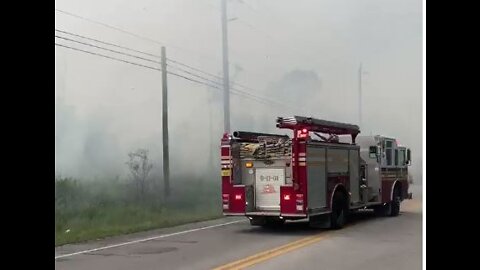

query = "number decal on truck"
[259,175,280,182]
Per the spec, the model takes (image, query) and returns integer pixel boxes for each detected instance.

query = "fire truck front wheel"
[330,192,348,229]
[374,187,401,217]
[390,187,401,217]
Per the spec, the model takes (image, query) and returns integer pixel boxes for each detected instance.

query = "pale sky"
[55,0,423,182]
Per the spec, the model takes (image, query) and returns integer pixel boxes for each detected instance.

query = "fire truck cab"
[220,116,412,229]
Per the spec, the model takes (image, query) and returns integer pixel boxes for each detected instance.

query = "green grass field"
[55,177,222,246]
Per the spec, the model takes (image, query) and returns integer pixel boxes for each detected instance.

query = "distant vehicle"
[220,116,412,229]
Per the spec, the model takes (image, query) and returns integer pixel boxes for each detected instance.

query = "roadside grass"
[55,177,222,246]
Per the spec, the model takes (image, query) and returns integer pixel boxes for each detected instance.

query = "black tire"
[390,187,401,217]
[249,217,266,226]
[374,205,387,216]
[374,187,401,217]
[374,201,392,217]
[330,192,347,229]
[263,218,285,227]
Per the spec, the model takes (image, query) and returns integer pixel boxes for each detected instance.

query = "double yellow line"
[213,197,423,270]
[212,233,329,270]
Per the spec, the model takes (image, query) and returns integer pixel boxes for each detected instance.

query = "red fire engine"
[221,116,412,229]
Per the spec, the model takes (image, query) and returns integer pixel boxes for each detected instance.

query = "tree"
[126,149,153,199]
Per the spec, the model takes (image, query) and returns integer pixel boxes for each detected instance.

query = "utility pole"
[208,86,215,174]
[161,46,170,197]
[221,0,231,133]
[358,62,363,129]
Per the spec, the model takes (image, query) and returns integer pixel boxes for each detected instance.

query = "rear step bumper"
[223,212,307,218]
[246,212,307,218]
[222,213,246,216]
[224,212,307,218]
[246,211,279,216]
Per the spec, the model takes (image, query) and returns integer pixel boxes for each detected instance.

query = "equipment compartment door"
[254,168,285,211]
[349,149,360,204]
[245,185,255,212]
[307,147,327,209]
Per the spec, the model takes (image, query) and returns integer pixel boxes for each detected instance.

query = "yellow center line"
[212,233,330,270]
[212,198,423,270]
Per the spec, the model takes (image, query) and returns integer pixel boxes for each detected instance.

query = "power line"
[168,63,286,109]
[56,28,226,83]
[204,3,328,69]
[55,35,228,91]
[237,19,276,40]
[55,8,312,114]
[55,42,301,112]
[55,38,305,113]
[55,35,161,65]
[167,58,223,80]
[54,42,222,90]
[54,28,267,96]
[55,43,161,72]
[230,91,277,107]
[166,60,301,111]
[237,0,257,13]
[237,17,331,66]
[171,73,223,91]
[54,31,279,102]
[54,42,279,108]
[167,58,267,96]
[55,29,161,59]
[168,53,277,98]
[55,9,165,47]
[55,8,222,63]
[167,63,224,87]
[230,88,304,113]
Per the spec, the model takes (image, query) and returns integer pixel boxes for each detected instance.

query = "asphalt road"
[55,185,422,270]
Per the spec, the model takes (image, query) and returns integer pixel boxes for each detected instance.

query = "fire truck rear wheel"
[330,192,347,229]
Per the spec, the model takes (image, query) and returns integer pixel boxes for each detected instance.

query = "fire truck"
[220,116,412,229]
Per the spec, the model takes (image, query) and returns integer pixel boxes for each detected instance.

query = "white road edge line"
[55,219,245,259]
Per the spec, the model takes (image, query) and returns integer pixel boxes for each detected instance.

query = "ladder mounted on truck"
[276,116,360,144]
[232,131,289,142]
